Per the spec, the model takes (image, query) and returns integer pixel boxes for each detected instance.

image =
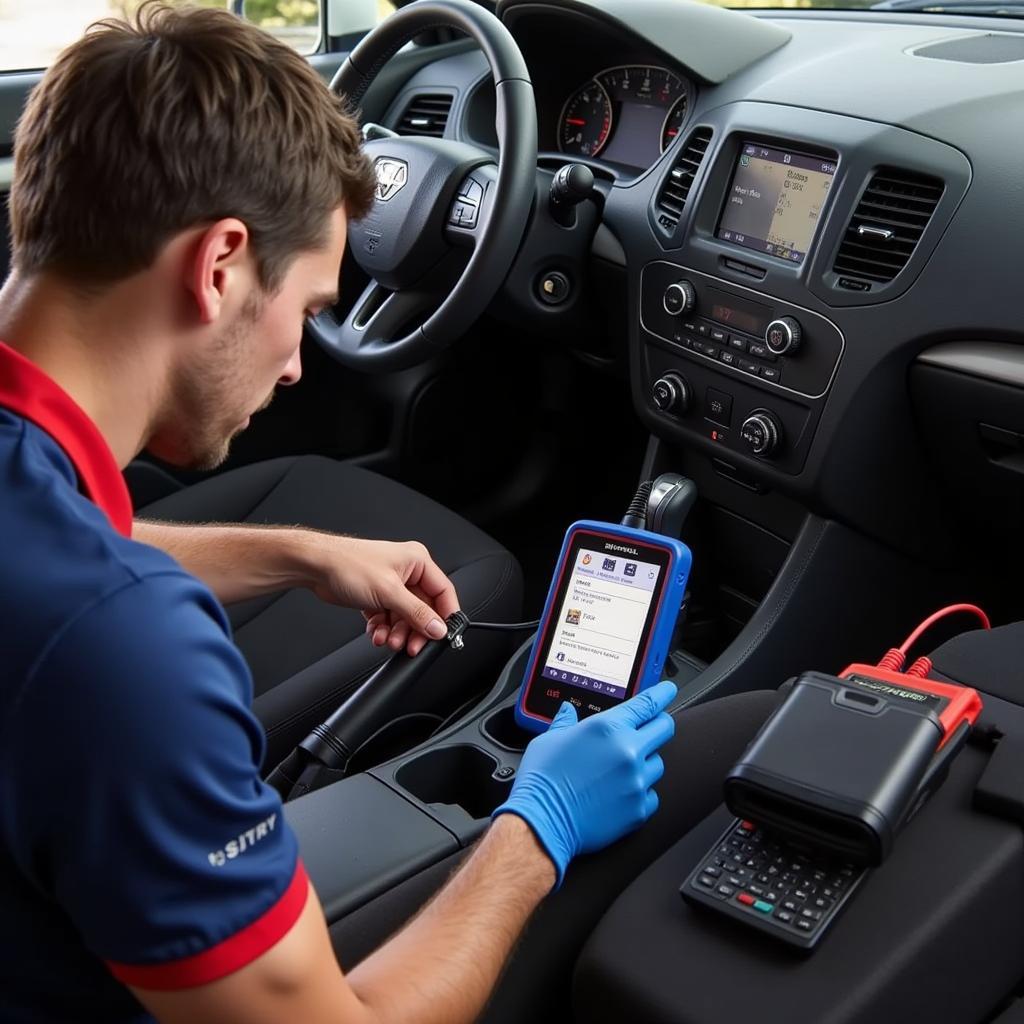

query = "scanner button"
[494,765,515,780]
[736,893,756,907]
[753,900,773,914]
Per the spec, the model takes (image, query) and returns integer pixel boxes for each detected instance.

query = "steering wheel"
[306,0,537,373]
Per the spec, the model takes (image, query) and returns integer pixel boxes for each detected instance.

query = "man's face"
[148,208,346,470]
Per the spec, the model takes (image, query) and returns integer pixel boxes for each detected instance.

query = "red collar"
[0,341,132,536]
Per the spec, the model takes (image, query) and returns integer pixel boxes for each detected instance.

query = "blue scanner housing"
[515,520,692,734]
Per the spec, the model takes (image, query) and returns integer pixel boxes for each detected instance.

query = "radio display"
[718,142,837,264]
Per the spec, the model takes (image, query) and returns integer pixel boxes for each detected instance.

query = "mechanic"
[0,5,682,1023]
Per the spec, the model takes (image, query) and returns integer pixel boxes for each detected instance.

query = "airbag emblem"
[374,157,408,202]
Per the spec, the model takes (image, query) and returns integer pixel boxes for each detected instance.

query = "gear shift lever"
[647,473,698,538]
[645,473,699,675]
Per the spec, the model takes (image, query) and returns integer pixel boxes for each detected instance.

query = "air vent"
[396,94,453,138]
[832,168,944,286]
[654,126,713,233]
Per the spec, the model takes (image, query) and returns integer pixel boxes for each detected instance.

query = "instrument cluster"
[558,65,693,170]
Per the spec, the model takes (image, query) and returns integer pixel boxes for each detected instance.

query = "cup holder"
[481,705,534,752]
[395,745,512,820]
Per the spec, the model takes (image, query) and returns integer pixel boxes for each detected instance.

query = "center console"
[640,262,843,475]
[625,102,972,498]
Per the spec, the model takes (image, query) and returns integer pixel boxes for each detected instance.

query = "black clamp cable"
[267,611,543,801]
[268,611,469,800]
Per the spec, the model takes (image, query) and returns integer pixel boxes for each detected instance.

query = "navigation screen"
[540,546,662,699]
[717,142,837,264]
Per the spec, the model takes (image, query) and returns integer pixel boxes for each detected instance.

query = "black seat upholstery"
[929,622,1024,705]
[137,455,523,766]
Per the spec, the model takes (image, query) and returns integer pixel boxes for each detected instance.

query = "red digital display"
[711,303,761,335]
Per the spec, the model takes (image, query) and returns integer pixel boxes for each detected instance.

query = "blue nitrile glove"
[493,679,678,888]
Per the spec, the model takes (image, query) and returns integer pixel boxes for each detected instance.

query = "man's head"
[8,2,377,468]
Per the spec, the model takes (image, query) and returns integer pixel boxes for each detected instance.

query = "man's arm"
[131,815,554,1024]
[131,681,678,1024]
[133,520,457,653]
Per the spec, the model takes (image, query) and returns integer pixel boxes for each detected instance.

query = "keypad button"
[710,328,727,343]
[719,350,737,366]
[796,919,814,932]
[801,908,823,921]
[754,900,773,914]
[730,335,748,352]
[748,885,765,897]
[717,884,735,897]
[737,892,756,907]
[698,875,716,888]
[782,899,800,913]
[775,910,794,924]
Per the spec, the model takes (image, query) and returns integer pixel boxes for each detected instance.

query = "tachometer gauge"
[661,94,689,152]
[559,81,613,158]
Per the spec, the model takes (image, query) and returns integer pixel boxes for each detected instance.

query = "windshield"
[696,0,1024,15]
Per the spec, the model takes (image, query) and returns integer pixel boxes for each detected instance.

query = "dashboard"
[380,0,1024,553]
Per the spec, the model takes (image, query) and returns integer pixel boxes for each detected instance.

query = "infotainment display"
[717,142,837,264]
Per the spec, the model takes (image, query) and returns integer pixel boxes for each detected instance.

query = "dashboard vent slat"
[396,94,453,138]
[832,167,944,285]
[654,126,713,233]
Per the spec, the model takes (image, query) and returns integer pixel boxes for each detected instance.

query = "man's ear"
[187,218,251,325]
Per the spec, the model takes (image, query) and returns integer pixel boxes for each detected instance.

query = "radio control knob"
[652,373,691,415]
[740,410,782,457]
[663,281,696,317]
[765,317,802,356]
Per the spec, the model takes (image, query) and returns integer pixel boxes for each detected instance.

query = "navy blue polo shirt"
[0,342,308,1021]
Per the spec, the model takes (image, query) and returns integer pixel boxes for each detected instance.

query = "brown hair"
[9,1,376,291]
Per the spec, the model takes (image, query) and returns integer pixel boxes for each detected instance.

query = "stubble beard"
[146,293,268,471]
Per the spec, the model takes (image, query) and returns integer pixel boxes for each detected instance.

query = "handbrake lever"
[267,611,470,801]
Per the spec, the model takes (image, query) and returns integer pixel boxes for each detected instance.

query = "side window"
[240,0,323,54]
[0,1,397,73]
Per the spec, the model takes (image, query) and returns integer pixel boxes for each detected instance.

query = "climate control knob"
[663,281,696,317]
[765,316,802,356]
[652,373,691,416]
[740,410,783,457]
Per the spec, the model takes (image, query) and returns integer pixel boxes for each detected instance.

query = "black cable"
[621,479,652,529]
[469,619,541,632]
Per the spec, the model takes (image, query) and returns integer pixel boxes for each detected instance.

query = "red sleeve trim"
[105,859,309,991]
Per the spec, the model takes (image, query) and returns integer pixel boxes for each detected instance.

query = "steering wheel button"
[461,178,484,205]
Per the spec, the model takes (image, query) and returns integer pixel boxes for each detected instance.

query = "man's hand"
[492,680,678,886]
[133,522,459,656]
[305,535,460,656]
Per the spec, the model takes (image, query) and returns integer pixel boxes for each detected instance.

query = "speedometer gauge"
[559,82,613,158]
[559,65,692,169]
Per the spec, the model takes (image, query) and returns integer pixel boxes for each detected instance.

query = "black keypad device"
[680,818,868,950]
